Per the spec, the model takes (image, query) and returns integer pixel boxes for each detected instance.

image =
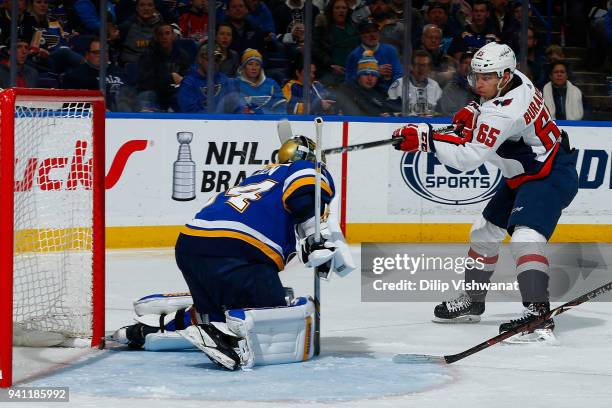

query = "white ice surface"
[6,246,612,408]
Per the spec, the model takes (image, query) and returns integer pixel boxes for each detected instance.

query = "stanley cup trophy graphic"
[172,131,196,201]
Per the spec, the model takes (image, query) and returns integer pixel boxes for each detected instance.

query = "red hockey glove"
[452,101,480,140]
[392,123,434,153]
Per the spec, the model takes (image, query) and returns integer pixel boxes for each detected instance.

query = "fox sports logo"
[401,152,502,205]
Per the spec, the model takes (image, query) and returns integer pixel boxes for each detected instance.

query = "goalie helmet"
[278,135,322,164]
[468,42,516,88]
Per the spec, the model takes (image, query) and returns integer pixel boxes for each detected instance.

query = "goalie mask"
[278,135,323,164]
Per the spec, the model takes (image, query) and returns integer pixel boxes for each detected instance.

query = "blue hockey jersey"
[179,160,335,270]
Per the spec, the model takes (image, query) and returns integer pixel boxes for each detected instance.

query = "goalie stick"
[323,124,457,155]
[394,280,612,365]
[313,117,324,356]
[277,118,294,143]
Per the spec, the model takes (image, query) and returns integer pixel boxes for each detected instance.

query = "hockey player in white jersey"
[392,42,578,342]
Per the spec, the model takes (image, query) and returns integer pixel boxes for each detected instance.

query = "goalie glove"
[296,215,356,279]
[299,234,335,277]
[392,123,435,153]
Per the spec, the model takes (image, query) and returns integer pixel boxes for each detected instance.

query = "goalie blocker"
[112,292,316,370]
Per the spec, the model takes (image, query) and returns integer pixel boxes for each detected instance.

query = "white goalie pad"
[133,293,193,316]
[225,297,316,367]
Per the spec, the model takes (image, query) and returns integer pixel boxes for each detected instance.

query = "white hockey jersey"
[431,70,565,189]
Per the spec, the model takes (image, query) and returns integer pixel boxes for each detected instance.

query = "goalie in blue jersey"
[112,135,355,370]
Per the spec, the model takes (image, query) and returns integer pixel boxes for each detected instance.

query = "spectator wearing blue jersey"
[177,43,245,113]
[237,48,286,114]
[27,0,84,74]
[345,19,402,92]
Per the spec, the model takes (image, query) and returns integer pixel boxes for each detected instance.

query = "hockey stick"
[394,280,612,365]
[313,117,324,357]
[322,124,457,155]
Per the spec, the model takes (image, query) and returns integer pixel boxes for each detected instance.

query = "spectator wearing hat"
[0,38,39,88]
[543,60,584,121]
[136,22,192,111]
[387,49,442,116]
[335,49,401,116]
[312,0,360,87]
[345,19,402,92]
[178,0,209,42]
[177,42,245,113]
[282,54,335,115]
[236,48,286,114]
[436,51,477,116]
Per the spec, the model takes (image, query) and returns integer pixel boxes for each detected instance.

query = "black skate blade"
[393,354,446,365]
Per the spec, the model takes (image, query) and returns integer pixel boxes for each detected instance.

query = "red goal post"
[0,88,105,388]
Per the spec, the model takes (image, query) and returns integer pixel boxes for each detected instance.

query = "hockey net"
[0,88,105,387]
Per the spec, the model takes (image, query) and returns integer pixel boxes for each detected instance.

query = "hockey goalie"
[111,135,355,370]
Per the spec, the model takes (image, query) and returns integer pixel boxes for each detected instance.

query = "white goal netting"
[10,101,95,340]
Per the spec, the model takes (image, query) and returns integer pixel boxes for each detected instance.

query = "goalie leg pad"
[225,297,316,367]
[133,293,193,316]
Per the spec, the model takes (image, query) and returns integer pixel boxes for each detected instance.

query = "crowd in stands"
[0,0,610,119]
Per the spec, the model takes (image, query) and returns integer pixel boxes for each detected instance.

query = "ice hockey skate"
[432,293,485,323]
[500,302,556,344]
